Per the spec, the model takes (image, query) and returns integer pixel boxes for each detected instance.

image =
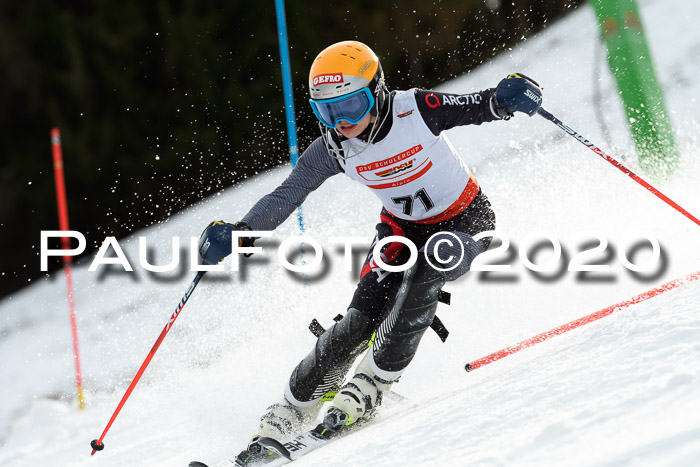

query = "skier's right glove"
[493,73,543,117]
[198,220,255,265]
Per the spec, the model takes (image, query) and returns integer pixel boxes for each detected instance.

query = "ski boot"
[258,398,322,439]
[329,352,393,426]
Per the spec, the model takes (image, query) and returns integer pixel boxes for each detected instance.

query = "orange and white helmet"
[308,41,387,130]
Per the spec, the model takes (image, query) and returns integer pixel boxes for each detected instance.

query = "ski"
[189,409,375,467]
[257,424,338,463]
[189,392,409,467]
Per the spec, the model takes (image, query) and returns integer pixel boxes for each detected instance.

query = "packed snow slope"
[1,0,699,465]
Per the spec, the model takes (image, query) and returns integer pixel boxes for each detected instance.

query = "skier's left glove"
[198,220,255,265]
[493,73,543,117]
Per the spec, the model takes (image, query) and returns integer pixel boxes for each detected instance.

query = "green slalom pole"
[589,0,679,179]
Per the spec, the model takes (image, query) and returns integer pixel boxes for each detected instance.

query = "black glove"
[198,220,255,265]
[493,73,542,117]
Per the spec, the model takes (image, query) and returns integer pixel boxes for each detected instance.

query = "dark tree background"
[0,0,582,298]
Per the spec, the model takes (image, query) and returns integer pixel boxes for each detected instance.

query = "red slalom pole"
[537,107,700,228]
[51,128,85,410]
[465,269,700,372]
[90,271,206,455]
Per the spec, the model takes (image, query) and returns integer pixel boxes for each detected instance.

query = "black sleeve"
[414,88,503,136]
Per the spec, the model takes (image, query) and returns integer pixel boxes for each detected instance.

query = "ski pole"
[90,271,206,455]
[537,107,700,228]
[50,128,85,410]
[465,268,700,372]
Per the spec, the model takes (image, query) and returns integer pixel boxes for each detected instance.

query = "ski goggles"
[309,87,375,128]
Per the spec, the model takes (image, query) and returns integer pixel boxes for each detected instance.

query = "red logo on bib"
[356,145,423,174]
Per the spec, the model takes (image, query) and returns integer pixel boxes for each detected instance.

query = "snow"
[1,0,699,465]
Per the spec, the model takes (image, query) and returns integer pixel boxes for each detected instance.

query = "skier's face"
[335,112,372,139]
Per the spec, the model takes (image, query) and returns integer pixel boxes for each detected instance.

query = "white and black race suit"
[241,87,503,405]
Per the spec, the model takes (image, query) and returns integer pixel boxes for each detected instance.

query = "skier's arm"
[414,88,507,135]
[240,137,342,231]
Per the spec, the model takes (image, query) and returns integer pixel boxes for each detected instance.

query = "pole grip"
[536,107,555,121]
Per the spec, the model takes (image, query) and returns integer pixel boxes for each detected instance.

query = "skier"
[199,40,542,458]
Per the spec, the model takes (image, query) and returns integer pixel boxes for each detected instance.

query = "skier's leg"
[329,191,495,424]
[256,307,374,438]
[286,307,375,404]
[368,255,446,377]
[331,256,446,423]
[259,218,410,438]
[285,218,411,403]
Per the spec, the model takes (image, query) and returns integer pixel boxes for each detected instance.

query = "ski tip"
[465,363,472,372]
[188,462,209,467]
